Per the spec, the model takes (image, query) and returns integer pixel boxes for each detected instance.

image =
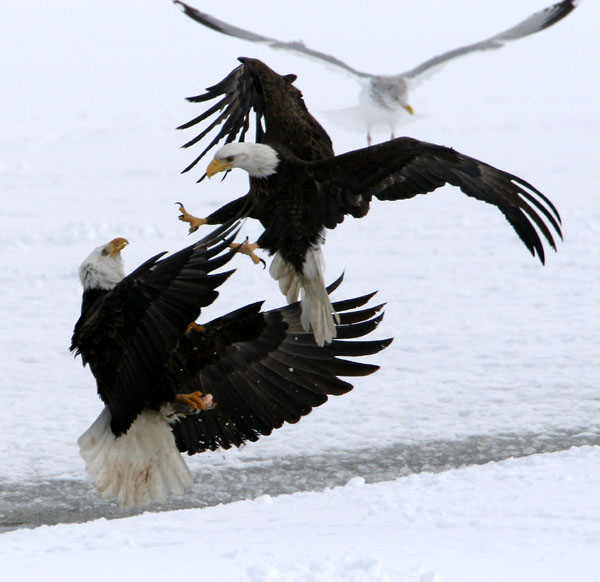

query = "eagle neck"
[241,143,279,178]
[80,288,109,319]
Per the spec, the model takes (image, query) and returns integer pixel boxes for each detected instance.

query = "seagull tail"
[322,105,367,134]
[78,407,193,507]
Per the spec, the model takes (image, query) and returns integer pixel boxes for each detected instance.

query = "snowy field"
[4,447,600,582]
[1,0,599,579]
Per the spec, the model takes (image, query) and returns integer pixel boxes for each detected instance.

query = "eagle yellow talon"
[175,390,214,410]
[186,322,205,334]
[176,202,208,234]
[230,238,263,265]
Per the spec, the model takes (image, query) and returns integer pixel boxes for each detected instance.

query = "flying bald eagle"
[71,222,391,507]
[174,0,578,144]
[175,58,562,347]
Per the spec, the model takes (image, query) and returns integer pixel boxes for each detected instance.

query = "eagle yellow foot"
[176,202,207,234]
[230,238,264,266]
[186,322,205,334]
[175,391,214,410]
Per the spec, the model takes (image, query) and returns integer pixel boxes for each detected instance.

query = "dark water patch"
[1,428,598,532]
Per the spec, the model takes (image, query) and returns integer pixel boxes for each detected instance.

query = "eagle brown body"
[177,58,561,345]
[72,222,391,505]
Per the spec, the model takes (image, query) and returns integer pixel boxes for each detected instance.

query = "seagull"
[174,0,579,144]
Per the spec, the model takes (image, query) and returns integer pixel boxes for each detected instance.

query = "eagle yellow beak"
[108,237,129,257]
[402,104,414,115]
[206,158,232,178]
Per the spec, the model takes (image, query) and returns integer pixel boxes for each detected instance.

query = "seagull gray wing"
[174,0,371,78]
[400,0,578,80]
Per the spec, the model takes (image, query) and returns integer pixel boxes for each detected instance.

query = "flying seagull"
[72,222,391,506]
[173,0,579,144]
[175,58,562,347]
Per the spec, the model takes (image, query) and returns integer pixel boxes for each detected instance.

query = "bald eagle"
[174,0,578,144]
[71,222,391,507]
[175,58,562,346]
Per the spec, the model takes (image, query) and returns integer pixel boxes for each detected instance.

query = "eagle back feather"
[179,57,334,175]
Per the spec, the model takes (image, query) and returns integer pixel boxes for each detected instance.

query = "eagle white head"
[206,142,279,178]
[78,237,128,291]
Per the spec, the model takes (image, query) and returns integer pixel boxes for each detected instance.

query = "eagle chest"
[253,174,324,266]
[252,169,321,223]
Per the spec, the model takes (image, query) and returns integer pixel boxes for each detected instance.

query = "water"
[1,427,597,532]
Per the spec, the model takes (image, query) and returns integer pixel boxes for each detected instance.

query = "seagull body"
[174,0,578,143]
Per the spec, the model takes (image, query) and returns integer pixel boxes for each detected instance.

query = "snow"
[1,0,598,579]
[3,447,600,581]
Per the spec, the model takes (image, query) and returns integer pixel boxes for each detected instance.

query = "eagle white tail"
[269,246,337,346]
[269,252,303,303]
[78,407,193,507]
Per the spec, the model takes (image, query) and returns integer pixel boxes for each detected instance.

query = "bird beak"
[206,158,232,178]
[108,237,129,257]
[403,104,414,115]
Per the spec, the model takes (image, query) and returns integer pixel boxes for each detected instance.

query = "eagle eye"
[101,248,109,257]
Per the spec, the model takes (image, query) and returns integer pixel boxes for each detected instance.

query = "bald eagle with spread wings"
[174,0,578,144]
[176,58,562,347]
[72,222,391,507]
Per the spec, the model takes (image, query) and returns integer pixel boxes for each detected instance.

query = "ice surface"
[3,447,600,581]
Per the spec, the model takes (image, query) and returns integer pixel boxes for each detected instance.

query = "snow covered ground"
[1,0,598,578]
[3,447,600,581]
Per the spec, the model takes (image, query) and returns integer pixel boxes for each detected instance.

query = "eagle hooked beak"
[206,157,232,178]
[107,237,129,257]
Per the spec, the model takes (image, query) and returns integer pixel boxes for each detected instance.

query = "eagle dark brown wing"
[71,222,240,436]
[169,277,392,454]
[178,57,334,175]
[308,137,562,264]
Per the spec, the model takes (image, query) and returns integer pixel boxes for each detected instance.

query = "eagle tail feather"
[269,252,301,302]
[78,407,193,507]
[300,246,337,346]
[269,247,337,346]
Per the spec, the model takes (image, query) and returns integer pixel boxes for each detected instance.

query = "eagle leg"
[175,391,214,410]
[230,238,265,267]
[176,202,207,234]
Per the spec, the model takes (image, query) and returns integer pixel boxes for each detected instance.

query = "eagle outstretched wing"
[170,275,392,453]
[309,137,562,263]
[71,222,240,436]
[178,57,333,176]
